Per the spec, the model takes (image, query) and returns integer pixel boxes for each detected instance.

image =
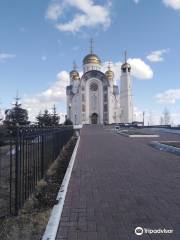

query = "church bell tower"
[120,52,133,123]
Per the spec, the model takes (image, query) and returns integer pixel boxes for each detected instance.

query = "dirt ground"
[0,145,12,217]
[0,136,77,240]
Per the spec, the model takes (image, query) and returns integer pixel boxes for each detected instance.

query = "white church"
[66,42,133,125]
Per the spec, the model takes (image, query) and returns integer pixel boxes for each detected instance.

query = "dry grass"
[0,136,77,240]
[161,141,180,148]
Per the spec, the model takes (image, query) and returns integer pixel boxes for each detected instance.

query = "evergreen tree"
[51,105,60,126]
[36,109,52,126]
[4,95,29,127]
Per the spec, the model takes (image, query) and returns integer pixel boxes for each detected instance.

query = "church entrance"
[91,113,98,124]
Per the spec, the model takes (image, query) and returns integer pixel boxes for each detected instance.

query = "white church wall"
[85,78,103,124]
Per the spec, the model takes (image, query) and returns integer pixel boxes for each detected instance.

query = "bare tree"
[160,116,164,125]
[163,108,171,125]
[148,110,154,126]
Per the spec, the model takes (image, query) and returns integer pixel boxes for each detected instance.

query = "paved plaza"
[56,126,180,240]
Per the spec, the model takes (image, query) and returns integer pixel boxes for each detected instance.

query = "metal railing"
[0,126,73,217]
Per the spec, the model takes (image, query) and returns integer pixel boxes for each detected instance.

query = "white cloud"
[156,89,180,103]
[163,0,180,10]
[133,0,180,11]
[147,49,169,62]
[102,58,153,82]
[0,53,16,63]
[128,58,153,79]
[46,2,62,20]
[23,71,69,121]
[46,0,111,33]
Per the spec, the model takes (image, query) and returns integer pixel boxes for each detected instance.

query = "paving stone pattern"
[56,126,180,240]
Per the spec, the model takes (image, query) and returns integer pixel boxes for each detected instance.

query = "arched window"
[90,83,98,91]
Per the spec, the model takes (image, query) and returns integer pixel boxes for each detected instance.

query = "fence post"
[14,127,20,215]
[41,128,44,178]
[9,130,13,215]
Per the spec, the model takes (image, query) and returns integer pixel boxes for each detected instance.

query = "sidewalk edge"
[42,136,80,240]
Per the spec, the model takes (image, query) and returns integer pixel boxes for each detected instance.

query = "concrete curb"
[128,135,159,138]
[151,141,180,156]
[42,136,80,240]
[118,132,159,138]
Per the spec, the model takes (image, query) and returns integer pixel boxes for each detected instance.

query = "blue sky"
[0,0,180,124]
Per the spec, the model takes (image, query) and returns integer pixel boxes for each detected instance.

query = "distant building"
[66,41,133,125]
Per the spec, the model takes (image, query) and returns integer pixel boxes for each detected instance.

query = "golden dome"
[105,62,114,80]
[105,69,114,80]
[70,70,79,80]
[83,54,101,65]
[70,61,80,80]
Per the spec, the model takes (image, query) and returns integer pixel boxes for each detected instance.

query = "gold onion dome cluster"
[83,53,101,65]
[70,69,79,80]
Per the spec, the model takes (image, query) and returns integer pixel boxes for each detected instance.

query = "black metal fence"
[0,126,73,217]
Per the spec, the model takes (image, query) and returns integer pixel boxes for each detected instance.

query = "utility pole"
[143,111,145,126]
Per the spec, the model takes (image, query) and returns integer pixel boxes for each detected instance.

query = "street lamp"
[75,113,77,125]
[69,103,72,120]
[143,111,145,126]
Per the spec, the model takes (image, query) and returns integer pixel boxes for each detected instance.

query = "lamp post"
[69,103,72,120]
[143,111,145,126]
[75,113,77,125]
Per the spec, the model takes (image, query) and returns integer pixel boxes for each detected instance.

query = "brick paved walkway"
[56,126,180,240]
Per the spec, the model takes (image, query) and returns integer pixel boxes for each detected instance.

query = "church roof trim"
[81,70,110,86]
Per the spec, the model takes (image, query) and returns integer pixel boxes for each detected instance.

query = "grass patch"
[160,142,180,148]
[0,136,77,240]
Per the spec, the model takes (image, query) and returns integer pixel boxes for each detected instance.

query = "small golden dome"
[70,70,79,80]
[105,62,114,80]
[105,69,114,80]
[83,54,101,65]
[70,61,80,80]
